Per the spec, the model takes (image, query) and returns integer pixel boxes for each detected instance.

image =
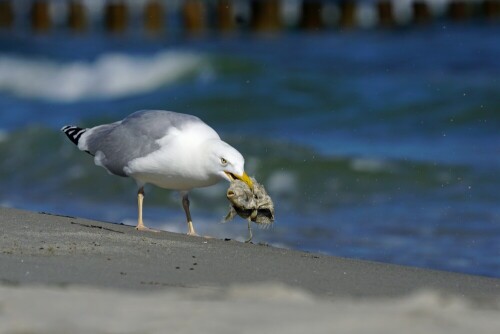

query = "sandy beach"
[1,207,499,333]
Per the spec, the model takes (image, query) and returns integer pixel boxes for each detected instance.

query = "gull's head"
[205,139,253,189]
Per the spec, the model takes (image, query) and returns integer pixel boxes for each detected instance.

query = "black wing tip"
[62,125,86,146]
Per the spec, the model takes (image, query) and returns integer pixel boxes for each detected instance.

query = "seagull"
[61,110,253,235]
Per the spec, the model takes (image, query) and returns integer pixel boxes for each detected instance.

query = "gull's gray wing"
[82,110,203,177]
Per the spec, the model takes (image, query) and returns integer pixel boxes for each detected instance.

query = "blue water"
[0,26,499,277]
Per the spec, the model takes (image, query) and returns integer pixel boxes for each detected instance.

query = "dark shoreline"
[1,207,499,302]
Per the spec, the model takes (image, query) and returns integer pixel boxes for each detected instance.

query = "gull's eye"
[220,157,228,166]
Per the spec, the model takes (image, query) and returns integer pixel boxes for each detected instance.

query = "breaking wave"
[0,50,209,102]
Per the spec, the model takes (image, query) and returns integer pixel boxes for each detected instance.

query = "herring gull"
[61,110,253,235]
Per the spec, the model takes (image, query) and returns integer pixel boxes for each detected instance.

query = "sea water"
[0,26,499,277]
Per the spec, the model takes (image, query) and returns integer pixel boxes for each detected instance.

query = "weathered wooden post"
[31,0,51,32]
[300,0,323,31]
[377,1,394,27]
[182,0,206,34]
[413,1,431,25]
[483,0,500,21]
[217,0,235,32]
[68,1,87,32]
[0,0,14,29]
[144,0,164,34]
[250,0,281,32]
[448,1,470,22]
[339,0,356,28]
[104,1,128,33]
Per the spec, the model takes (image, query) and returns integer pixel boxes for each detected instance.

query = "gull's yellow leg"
[182,193,198,236]
[136,187,158,232]
[136,187,145,229]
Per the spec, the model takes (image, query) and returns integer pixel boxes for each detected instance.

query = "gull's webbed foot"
[136,225,160,233]
[186,220,199,236]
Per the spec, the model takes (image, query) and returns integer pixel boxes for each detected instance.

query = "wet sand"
[1,207,499,333]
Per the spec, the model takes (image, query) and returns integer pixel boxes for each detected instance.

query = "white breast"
[123,122,221,190]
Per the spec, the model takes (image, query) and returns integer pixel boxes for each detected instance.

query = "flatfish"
[225,178,274,242]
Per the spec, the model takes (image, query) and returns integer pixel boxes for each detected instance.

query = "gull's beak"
[225,171,254,189]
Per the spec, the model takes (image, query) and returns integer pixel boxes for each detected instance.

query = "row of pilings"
[0,0,498,35]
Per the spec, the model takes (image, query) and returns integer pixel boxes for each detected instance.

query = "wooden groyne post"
[377,1,394,27]
[413,1,432,25]
[448,1,471,22]
[251,0,281,32]
[483,0,500,20]
[31,0,51,32]
[300,0,324,31]
[339,0,356,28]
[68,1,87,32]
[217,0,236,32]
[104,1,128,33]
[0,0,14,29]
[144,0,165,34]
[183,0,206,34]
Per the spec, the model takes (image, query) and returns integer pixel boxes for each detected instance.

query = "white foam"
[267,171,297,196]
[350,158,391,173]
[0,200,13,208]
[0,50,208,102]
